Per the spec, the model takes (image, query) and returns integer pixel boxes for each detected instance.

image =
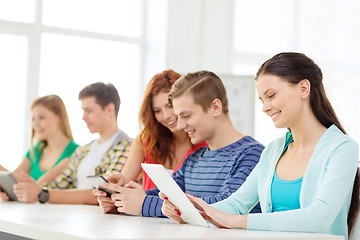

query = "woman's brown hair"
[139,69,185,166]
[256,52,359,235]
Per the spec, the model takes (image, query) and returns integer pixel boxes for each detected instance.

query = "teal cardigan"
[212,125,359,239]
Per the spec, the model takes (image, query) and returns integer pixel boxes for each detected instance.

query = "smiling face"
[32,105,60,141]
[152,91,179,133]
[172,93,215,145]
[256,74,304,129]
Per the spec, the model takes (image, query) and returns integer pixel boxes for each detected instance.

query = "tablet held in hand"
[0,171,18,201]
[141,163,209,227]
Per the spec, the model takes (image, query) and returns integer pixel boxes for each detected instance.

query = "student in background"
[0,94,78,201]
[9,82,132,204]
[96,70,264,217]
[161,53,359,240]
[94,69,206,213]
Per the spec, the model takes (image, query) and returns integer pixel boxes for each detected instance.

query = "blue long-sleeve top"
[142,136,264,217]
[212,125,359,240]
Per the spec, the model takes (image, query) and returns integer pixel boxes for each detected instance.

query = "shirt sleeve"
[142,156,188,217]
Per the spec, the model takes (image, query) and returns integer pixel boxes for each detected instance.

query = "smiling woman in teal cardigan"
[212,124,358,238]
[160,52,359,240]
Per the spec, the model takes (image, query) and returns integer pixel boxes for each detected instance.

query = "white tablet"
[0,171,18,201]
[141,163,209,227]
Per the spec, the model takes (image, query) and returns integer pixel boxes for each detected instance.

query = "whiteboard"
[220,74,255,136]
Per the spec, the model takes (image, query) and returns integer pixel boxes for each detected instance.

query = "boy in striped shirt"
[97,70,264,217]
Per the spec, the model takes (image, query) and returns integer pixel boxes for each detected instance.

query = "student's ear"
[299,79,311,99]
[210,99,223,117]
[104,102,115,117]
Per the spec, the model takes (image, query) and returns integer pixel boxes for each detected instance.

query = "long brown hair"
[139,69,184,165]
[256,52,359,235]
[30,94,73,157]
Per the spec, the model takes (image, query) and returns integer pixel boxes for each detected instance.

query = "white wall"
[166,0,233,74]
[165,0,255,136]
[163,0,360,147]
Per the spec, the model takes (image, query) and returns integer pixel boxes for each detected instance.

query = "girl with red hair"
[119,69,206,190]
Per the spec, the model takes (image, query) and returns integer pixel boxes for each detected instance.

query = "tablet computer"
[0,171,18,201]
[141,163,209,227]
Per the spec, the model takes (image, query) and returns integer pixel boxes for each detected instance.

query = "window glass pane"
[0,34,27,171]
[42,0,142,37]
[39,33,140,145]
[0,0,35,23]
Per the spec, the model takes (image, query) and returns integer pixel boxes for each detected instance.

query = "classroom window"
[39,33,140,144]
[42,0,142,37]
[0,34,27,171]
[0,0,144,170]
[0,0,36,23]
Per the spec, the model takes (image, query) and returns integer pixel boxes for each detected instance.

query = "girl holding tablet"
[0,95,78,201]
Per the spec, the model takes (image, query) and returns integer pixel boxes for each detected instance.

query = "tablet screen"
[0,171,17,201]
[141,163,208,227]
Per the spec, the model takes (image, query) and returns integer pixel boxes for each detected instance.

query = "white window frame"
[0,0,151,166]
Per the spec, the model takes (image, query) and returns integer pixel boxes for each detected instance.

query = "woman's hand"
[13,172,42,203]
[186,193,247,229]
[159,192,184,223]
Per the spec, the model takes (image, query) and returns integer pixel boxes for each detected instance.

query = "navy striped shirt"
[142,136,264,217]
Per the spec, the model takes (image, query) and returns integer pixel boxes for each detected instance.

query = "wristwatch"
[38,187,49,204]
